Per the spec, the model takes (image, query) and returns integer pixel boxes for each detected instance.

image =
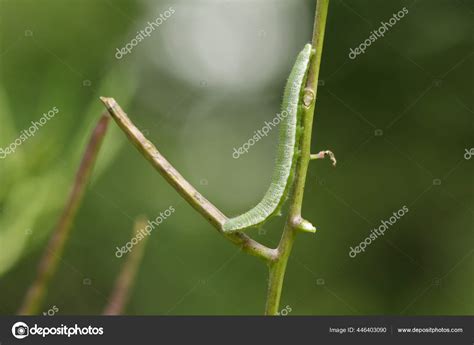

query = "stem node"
[303,88,315,108]
[294,217,317,234]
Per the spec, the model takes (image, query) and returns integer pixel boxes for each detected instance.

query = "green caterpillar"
[223,44,312,233]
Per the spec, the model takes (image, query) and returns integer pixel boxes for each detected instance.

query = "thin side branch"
[18,114,110,315]
[100,97,277,262]
[103,217,149,315]
[310,150,336,166]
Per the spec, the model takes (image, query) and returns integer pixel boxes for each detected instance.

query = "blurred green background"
[0,0,472,315]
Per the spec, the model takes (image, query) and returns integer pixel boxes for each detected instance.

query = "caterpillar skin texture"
[223,44,312,232]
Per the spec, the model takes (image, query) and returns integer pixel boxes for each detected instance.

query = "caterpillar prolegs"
[223,44,312,233]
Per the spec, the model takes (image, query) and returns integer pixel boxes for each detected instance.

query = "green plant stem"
[100,97,277,262]
[18,114,110,315]
[265,0,330,316]
[103,216,149,315]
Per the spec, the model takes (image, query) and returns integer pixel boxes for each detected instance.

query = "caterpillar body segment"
[223,44,312,232]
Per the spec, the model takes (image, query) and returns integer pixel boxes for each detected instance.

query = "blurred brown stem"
[103,217,149,315]
[18,114,110,315]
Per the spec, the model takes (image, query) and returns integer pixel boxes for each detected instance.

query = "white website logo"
[11,322,104,339]
[12,322,29,339]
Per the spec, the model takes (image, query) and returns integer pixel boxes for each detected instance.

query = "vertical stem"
[18,114,110,315]
[265,0,330,315]
[265,223,296,315]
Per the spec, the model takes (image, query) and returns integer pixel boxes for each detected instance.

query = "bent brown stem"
[103,217,149,315]
[101,97,226,229]
[100,97,276,262]
[18,114,110,315]
[265,0,330,315]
